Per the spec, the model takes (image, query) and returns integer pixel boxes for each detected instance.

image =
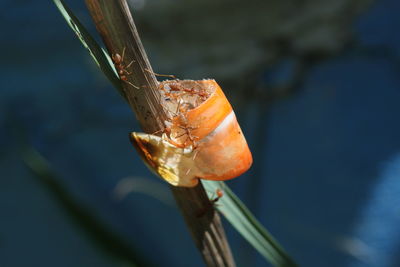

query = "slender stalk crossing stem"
[84,1,235,266]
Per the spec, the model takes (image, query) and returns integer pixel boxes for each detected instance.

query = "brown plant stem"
[84,1,235,266]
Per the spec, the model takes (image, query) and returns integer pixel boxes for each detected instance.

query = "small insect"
[172,101,198,143]
[160,115,200,149]
[112,47,138,89]
[197,89,210,100]
[158,82,180,102]
[196,189,224,218]
[175,123,199,148]
[185,87,209,100]
[168,82,184,92]
[212,189,224,204]
[156,97,200,149]
[167,82,210,102]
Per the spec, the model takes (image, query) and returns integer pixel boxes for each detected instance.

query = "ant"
[211,188,224,204]
[168,82,184,92]
[156,114,199,150]
[112,47,139,89]
[184,87,209,101]
[159,82,182,100]
[174,123,199,148]
[171,101,200,148]
[168,82,210,102]
[196,189,224,218]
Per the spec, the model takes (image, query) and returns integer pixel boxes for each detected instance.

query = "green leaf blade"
[203,180,297,267]
[52,0,124,97]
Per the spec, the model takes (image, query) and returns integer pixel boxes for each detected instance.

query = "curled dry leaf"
[130,79,252,187]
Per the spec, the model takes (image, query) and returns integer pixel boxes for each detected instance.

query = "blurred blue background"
[1,0,400,266]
